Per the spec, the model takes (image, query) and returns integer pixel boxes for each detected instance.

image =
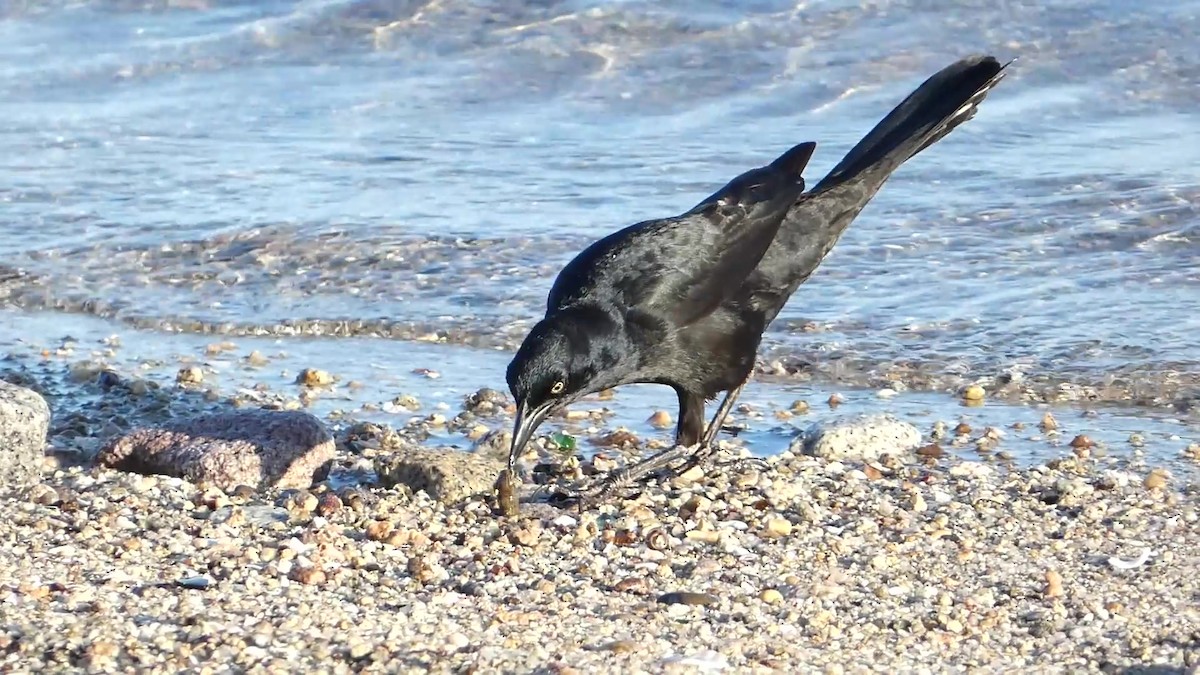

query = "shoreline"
[1,326,1198,673]
[1,295,1196,417]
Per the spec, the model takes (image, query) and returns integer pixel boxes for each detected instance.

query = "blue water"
[2,0,1198,464]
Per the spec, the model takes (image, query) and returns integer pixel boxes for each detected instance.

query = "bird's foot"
[573,443,697,507]
[573,444,768,508]
[680,448,769,477]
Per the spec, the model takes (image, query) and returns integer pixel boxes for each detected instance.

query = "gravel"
[2,435,1198,673]
[0,348,1197,673]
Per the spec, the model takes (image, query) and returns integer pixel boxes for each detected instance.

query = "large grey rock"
[0,380,50,489]
[791,413,922,462]
[96,409,334,490]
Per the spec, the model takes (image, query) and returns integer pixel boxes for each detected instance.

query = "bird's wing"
[548,141,815,326]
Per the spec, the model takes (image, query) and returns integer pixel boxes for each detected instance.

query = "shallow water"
[2,0,1198,463]
[6,311,1197,477]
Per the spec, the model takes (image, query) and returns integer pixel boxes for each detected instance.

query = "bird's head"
[504,307,622,472]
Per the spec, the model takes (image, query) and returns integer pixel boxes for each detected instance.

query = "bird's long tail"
[760,55,1010,304]
[812,54,1010,193]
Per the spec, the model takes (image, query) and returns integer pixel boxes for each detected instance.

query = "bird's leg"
[575,391,704,503]
[699,382,744,448]
[685,380,768,474]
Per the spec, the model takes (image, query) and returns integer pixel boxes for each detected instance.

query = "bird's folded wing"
[546,142,815,326]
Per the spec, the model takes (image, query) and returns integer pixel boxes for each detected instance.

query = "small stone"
[349,640,372,660]
[393,394,421,410]
[176,366,204,385]
[1039,412,1058,432]
[510,522,541,547]
[384,529,411,547]
[1069,435,1093,449]
[289,566,326,585]
[600,640,637,653]
[789,400,810,414]
[916,443,944,459]
[657,591,718,606]
[685,529,720,544]
[954,422,972,436]
[245,350,270,366]
[679,495,710,520]
[594,429,639,447]
[1144,469,1168,490]
[763,517,792,538]
[84,641,119,667]
[291,491,319,513]
[412,368,440,379]
[961,384,985,401]
[590,454,619,473]
[759,588,783,604]
[315,492,342,517]
[614,577,650,594]
[177,575,213,590]
[198,487,231,510]
[647,410,672,429]
[296,368,334,387]
[462,388,502,411]
[27,484,60,506]
[910,493,927,513]
[827,393,844,407]
[1044,570,1064,598]
[674,464,706,485]
[204,341,235,356]
[365,520,393,542]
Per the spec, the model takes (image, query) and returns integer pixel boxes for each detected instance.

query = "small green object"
[550,432,577,452]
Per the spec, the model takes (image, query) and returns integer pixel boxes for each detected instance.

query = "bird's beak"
[508,400,551,473]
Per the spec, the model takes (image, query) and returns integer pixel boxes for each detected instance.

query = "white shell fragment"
[1107,549,1154,570]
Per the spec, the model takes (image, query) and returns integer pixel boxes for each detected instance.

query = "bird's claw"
[571,444,767,507]
[683,451,769,475]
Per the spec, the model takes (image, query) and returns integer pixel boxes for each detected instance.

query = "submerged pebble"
[962,384,986,401]
[296,369,334,387]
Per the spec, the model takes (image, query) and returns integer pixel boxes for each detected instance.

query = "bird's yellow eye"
[550,381,566,395]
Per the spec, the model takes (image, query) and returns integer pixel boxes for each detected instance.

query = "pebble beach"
[2,350,1199,673]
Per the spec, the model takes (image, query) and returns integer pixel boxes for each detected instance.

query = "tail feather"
[813,55,1011,192]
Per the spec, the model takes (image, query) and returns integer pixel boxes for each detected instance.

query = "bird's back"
[543,142,816,328]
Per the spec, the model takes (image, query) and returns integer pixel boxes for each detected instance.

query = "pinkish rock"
[96,409,334,490]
